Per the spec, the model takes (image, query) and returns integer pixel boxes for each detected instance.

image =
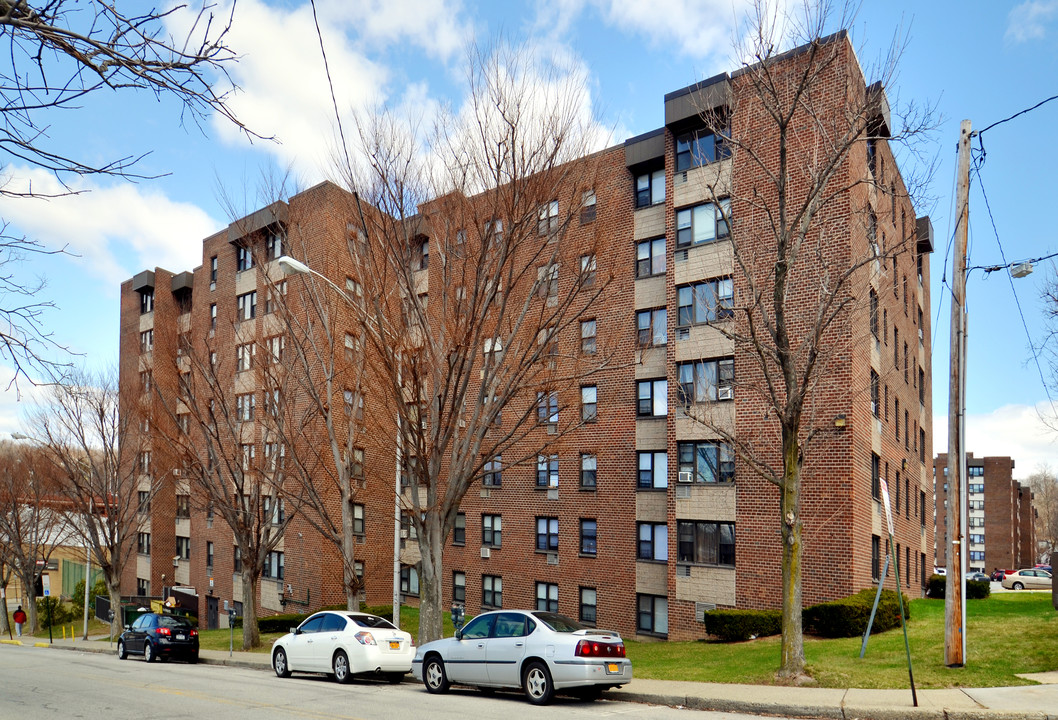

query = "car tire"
[188,652,199,665]
[523,661,554,706]
[385,672,404,684]
[273,647,291,678]
[144,642,155,663]
[1013,582,1024,590]
[333,650,352,684]
[423,655,450,694]
[117,640,127,660]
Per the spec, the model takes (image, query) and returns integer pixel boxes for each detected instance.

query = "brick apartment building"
[118,33,934,640]
[934,453,1037,573]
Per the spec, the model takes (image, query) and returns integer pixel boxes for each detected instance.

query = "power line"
[976,94,1058,137]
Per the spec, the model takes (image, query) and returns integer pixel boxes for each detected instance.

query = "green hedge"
[803,588,909,638]
[926,575,990,600]
[231,602,392,632]
[36,597,75,628]
[702,609,782,642]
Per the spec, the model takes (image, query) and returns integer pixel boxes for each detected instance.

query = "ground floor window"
[636,594,668,635]
[579,587,597,625]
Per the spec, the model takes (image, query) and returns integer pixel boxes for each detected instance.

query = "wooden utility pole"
[945,119,973,667]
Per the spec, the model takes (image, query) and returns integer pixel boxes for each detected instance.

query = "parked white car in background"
[271,611,414,684]
[412,610,632,705]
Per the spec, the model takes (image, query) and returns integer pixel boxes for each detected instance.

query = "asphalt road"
[0,644,803,720]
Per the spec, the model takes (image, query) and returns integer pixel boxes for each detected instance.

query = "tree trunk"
[19,564,38,634]
[241,569,260,650]
[778,425,806,680]
[341,489,358,611]
[107,579,122,639]
[416,514,445,644]
[0,582,10,637]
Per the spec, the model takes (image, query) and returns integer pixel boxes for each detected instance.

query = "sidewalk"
[20,635,1058,720]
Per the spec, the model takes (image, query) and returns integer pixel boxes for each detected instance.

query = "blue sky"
[1,0,1057,476]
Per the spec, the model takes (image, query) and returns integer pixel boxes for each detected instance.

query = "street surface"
[0,644,810,720]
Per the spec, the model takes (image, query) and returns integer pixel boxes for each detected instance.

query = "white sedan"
[271,611,414,684]
[412,610,632,705]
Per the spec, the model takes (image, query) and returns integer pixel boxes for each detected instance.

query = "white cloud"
[323,0,473,60]
[0,166,219,290]
[933,402,1058,480]
[1005,1,1058,44]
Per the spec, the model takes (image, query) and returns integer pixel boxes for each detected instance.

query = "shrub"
[702,609,782,642]
[231,612,308,632]
[968,579,991,600]
[803,588,910,638]
[71,579,109,614]
[927,574,946,598]
[36,597,75,629]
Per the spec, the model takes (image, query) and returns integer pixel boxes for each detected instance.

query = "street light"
[276,256,403,629]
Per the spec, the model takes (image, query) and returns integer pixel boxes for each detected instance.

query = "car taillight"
[190,629,198,637]
[575,639,625,657]
[156,627,171,636]
[354,631,376,645]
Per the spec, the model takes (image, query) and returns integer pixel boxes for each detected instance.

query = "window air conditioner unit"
[480,547,490,559]
[718,386,733,401]
[676,327,690,341]
[677,565,691,577]
[400,529,408,539]
[675,249,689,263]
[695,602,717,622]
[547,488,559,501]
[676,485,691,499]
[678,471,693,483]
[546,552,559,565]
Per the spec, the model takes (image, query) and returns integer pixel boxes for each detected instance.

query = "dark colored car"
[968,572,991,583]
[118,613,199,663]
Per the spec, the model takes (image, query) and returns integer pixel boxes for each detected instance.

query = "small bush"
[71,579,109,614]
[968,579,991,600]
[927,574,946,598]
[36,597,75,629]
[803,588,909,638]
[702,609,782,642]
[359,604,394,621]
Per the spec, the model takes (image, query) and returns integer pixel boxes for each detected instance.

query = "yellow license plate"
[389,641,401,650]
[607,663,619,673]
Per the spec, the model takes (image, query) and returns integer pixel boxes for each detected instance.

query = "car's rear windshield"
[347,614,397,630]
[532,613,584,633]
[158,616,193,629]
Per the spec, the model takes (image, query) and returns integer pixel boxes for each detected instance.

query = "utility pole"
[945,119,972,667]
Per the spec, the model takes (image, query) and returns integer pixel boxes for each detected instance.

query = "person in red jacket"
[13,605,27,638]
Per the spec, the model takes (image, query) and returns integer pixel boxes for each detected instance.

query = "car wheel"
[273,647,291,678]
[385,672,404,684]
[523,661,554,705]
[1013,582,1024,590]
[143,642,155,663]
[117,640,127,660]
[333,650,352,684]
[188,652,199,665]
[423,655,450,694]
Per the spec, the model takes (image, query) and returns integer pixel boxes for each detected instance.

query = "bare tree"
[1028,465,1058,561]
[0,441,72,633]
[309,43,621,642]
[679,2,935,679]
[0,559,12,636]
[24,367,145,639]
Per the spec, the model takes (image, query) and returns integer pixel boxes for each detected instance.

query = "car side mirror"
[124,625,131,631]
[290,627,299,635]
[454,629,463,641]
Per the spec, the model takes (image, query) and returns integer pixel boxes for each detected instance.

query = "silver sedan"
[412,610,632,705]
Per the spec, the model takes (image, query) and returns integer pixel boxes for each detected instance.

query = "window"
[884,385,889,422]
[537,264,558,302]
[538,200,559,235]
[895,471,901,514]
[266,335,285,364]
[580,454,597,488]
[137,578,150,596]
[140,330,153,353]
[236,393,256,421]
[137,532,151,555]
[581,190,597,223]
[482,575,502,608]
[920,428,926,462]
[536,455,559,487]
[206,541,214,570]
[485,219,503,246]
[399,565,418,595]
[210,303,217,330]
[345,277,363,298]
[872,453,880,499]
[637,307,667,347]
[906,546,911,586]
[676,126,729,170]
[264,281,287,314]
[262,388,281,418]
[920,490,926,526]
[904,409,909,450]
[139,450,151,475]
[636,237,665,278]
[872,535,881,581]
[233,546,242,573]
[895,398,900,441]
[237,291,257,321]
[893,328,899,367]
[240,443,255,472]
[236,343,255,371]
[921,552,927,587]
[453,572,466,603]
[904,343,909,383]
[210,256,218,285]
[176,536,190,560]
[536,391,558,425]
[581,319,597,354]
[446,513,465,546]
[581,385,598,422]
[536,582,559,612]
[140,370,152,394]
[580,519,597,555]
[482,514,502,547]
[677,521,735,566]
[677,441,735,483]
[579,587,597,625]
[637,522,667,562]
[677,357,734,403]
[905,476,910,519]
[635,168,665,207]
[580,254,597,288]
[175,494,191,518]
[139,290,154,314]
[263,495,285,525]
[483,456,502,487]
[870,288,879,338]
[871,370,880,417]
[353,503,364,535]
[344,389,364,421]
[415,239,429,271]
[137,490,150,514]
[677,278,734,325]
[638,451,667,489]
[866,137,877,176]
[676,200,730,247]
[637,594,668,635]
[536,516,559,552]
[236,245,254,272]
[346,447,364,481]
[637,379,667,417]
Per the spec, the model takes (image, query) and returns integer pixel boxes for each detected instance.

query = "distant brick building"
[119,32,934,640]
[934,453,1037,573]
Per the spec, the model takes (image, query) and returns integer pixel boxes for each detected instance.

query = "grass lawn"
[626,592,1058,688]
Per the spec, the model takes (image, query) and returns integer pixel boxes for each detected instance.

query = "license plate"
[176,634,186,641]
[606,663,620,673]
[389,641,400,650]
